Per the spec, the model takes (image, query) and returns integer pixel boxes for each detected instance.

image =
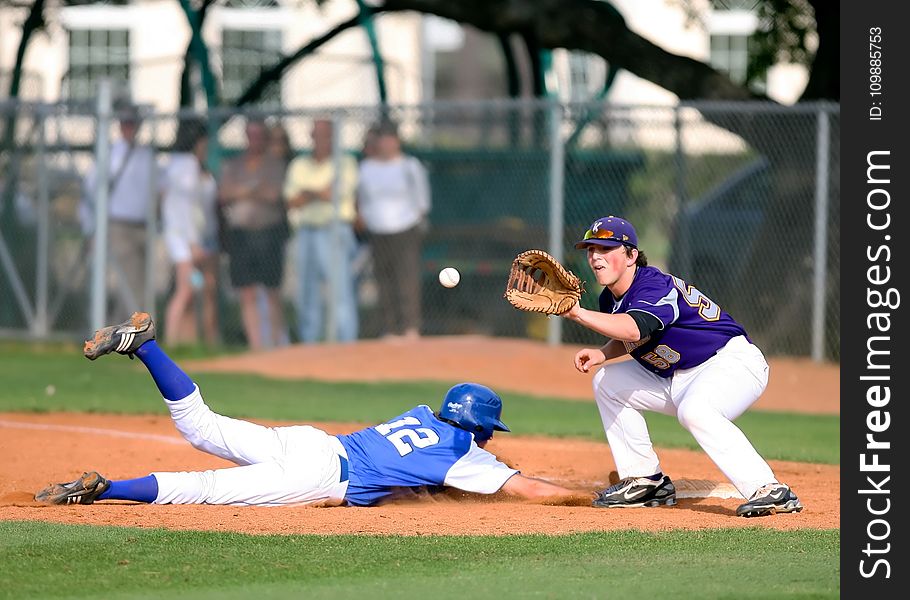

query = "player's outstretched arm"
[500,473,582,503]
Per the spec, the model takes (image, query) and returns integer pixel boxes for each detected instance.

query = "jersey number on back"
[672,276,721,322]
[375,416,441,456]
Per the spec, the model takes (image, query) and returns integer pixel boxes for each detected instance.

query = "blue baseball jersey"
[599,266,749,377]
[336,405,518,506]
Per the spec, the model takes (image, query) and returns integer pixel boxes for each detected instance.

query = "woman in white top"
[162,118,219,346]
[356,121,431,340]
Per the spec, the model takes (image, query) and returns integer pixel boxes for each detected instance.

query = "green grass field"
[0,343,840,598]
[1,522,839,600]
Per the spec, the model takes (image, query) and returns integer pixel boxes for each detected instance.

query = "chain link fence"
[0,98,839,360]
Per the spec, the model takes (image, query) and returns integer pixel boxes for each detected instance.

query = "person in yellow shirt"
[283,119,360,343]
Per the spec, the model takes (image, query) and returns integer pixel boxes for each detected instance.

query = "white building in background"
[0,0,810,109]
[0,0,423,109]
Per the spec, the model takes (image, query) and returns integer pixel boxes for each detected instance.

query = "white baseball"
[438,267,460,288]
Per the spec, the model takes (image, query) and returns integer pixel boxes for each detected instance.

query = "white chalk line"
[0,419,185,445]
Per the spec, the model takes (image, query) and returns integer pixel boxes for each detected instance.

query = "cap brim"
[574,239,624,250]
[493,420,510,433]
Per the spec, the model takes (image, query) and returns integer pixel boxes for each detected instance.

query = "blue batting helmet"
[437,383,510,442]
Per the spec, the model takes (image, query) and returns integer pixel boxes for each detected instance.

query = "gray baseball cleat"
[35,471,110,505]
[593,474,677,508]
[736,483,803,517]
[83,311,156,360]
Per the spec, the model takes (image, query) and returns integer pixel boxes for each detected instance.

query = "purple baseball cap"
[574,216,638,249]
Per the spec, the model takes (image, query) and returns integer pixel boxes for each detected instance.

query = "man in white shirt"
[81,103,161,321]
[356,121,431,340]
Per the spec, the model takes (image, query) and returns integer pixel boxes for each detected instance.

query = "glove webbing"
[508,265,549,294]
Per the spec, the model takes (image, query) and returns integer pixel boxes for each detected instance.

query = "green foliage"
[0,521,840,600]
[748,0,818,87]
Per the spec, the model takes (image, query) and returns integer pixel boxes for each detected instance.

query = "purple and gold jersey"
[599,266,749,377]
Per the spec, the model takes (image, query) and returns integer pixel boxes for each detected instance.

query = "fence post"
[90,79,113,333]
[546,101,565,346]
[326,112,344,343]
[674,105,690,277]
[144,108,158,313]
[34,105,50,337]
[811,107,831,362]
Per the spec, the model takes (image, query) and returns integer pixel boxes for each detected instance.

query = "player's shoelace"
[750,483,783,500]
[602,477,650,495]
[603,479,631,494]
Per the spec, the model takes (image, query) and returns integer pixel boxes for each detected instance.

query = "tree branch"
[2,0,47,210]
[179,0,218,107]
[177,0,219,107]
[235,8,388,107]
[6,0,46,99]
[381,0,764,101]
[800,0,838,100]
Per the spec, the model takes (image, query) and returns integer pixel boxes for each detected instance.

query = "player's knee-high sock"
[134,340,195,401]
[97,475,159,503]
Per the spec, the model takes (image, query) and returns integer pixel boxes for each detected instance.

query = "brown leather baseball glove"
[504,249,583,315]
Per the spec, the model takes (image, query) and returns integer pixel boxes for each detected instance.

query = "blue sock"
[645,472,664,481]
[135,340,195,401]
[98,475,159,503]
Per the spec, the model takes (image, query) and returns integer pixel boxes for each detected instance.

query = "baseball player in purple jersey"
[564,216,803,517]
[35,313,575,507]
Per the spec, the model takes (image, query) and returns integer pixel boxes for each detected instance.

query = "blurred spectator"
[161,117,219,347]
[356,121,431,341]
[350,123,380,311]
[284,118,359,343]
[269,122,294,164]
[260,120,294,347]
[359,124,379,161]
[217,118,289,350]
[80,100,161,321]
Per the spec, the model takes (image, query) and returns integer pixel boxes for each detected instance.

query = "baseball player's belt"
[339,454,350,482]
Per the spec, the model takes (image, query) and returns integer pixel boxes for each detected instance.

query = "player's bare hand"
[574,348,606,373]
[561,301,582,320]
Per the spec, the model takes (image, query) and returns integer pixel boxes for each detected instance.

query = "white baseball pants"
[592,335,776,499]
[151,386,349,506]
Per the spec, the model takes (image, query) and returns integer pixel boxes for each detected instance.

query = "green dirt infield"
[0,343,839,464]
[0,521,839,600]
